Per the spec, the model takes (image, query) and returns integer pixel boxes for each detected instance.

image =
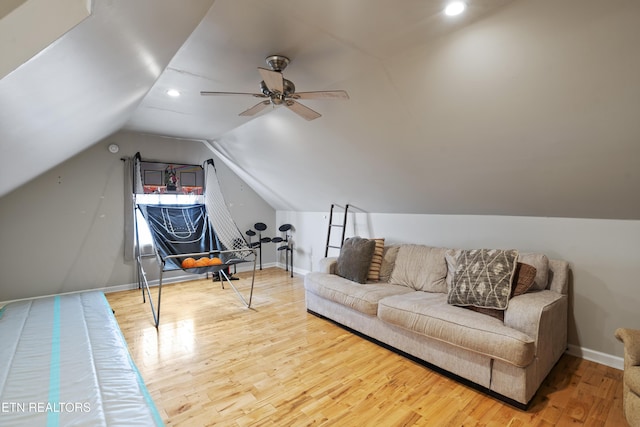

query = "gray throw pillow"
[336,237,377,284]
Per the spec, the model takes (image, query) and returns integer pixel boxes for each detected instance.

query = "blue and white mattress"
[0,291,163,426]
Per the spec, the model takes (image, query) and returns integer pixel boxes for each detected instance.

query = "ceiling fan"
[200,55,349,121]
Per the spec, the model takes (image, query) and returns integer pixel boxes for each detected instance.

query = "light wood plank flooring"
[106,268,626,426]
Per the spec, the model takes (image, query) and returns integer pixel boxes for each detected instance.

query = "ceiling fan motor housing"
[260,78,295,103]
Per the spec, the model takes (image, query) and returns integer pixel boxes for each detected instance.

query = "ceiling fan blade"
[258,67,284,93]
[285,100,321,121]
[201,91,266,98]
[239,100,271,117]
[291,90,349,100]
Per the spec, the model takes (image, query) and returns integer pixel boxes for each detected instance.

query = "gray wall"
[277,210,640,365]
[0,131,275,302]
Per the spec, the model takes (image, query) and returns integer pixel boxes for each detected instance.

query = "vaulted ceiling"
[1,0,639,219]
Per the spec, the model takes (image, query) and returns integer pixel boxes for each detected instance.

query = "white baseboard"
[566,344,623,371]
[275,262,309,277]
[104,262,272,294]
[252,262,277,271]
[1,267,266,307]
[102,272,206,294]
[0,273,206,307]
[0,263,287,308]
[106,262,275,293]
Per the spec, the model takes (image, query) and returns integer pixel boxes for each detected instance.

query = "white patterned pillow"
[447,249,518,310]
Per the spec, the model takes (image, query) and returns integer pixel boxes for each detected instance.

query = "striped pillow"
[367,238,385,282]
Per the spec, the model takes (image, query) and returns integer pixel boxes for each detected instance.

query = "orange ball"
[181,257,196,268]
[195,257,210,267]
[209,257,223,265]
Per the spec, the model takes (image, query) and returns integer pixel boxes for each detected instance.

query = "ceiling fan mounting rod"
[265,55,290,72]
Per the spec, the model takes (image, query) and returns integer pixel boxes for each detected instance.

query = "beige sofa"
[304,244,569,408]
[615,328,640,427]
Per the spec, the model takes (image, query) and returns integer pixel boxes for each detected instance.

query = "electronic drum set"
[246,222,294,277]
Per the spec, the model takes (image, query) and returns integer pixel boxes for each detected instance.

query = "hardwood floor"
[106,268,627,426]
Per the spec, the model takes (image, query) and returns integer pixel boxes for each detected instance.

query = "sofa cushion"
[445,249,461,289]
[389,245,448,292]
[336,237,376,284]
[367,238,385,282]
[378,292,535,367]
[447,249,518,310]
[379,245,400,282]
[518,252,549,291]
[304,272,414,315]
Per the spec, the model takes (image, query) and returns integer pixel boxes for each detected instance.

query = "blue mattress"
[0,292,163,426]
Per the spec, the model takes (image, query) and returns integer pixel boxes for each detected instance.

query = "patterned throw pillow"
[367,238,385,282]
[447,249,518,310]
[466,262,537,321]
[336,237,376,284]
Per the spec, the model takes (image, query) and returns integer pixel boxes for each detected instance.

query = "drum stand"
[274,224,294,278]
[245,222,294,277]
[246,222,269,270]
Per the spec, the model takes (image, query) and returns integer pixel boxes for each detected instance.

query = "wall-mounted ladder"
[325,203,349,257]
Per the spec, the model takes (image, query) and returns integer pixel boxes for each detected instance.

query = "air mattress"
[0,291,163,426]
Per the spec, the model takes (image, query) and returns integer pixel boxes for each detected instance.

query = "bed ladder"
[324,203,349,257]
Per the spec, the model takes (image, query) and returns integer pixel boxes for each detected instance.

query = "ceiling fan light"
[444,1,466,16]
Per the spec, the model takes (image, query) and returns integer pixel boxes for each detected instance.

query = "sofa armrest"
[504,291,568,364]
[615,328,640,367]
[317,257,338,274]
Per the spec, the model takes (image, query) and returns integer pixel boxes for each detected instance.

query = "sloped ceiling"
[2,0,640,219]
[1,0,91,79]
[0,0,214,197]
[125,0,640,218]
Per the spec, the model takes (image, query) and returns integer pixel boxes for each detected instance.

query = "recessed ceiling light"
[166,89,181,97]
[444,1,466,16]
